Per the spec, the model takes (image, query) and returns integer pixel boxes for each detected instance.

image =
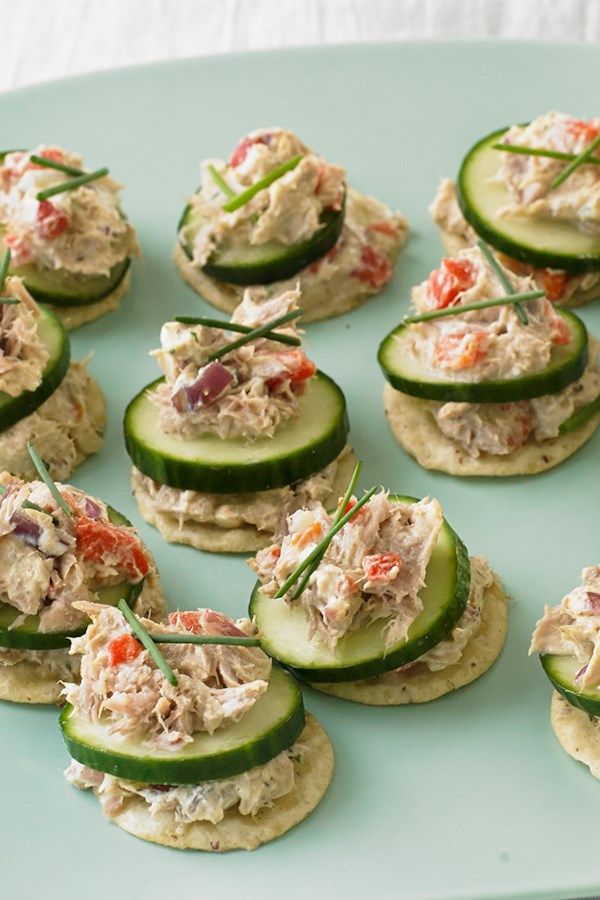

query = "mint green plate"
[2,41,599,900]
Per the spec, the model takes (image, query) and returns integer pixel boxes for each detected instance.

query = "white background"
[1,0,598,92]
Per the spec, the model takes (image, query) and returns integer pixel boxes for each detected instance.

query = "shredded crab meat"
[0,277,48,396]
[531,565,600,690]
[152,286,317,441]
[497,112,600,233]
[0,473,150,633]
[0,145,139,276]
[65,742,300,824]
[63,604,272,750]
[250,491,443,649]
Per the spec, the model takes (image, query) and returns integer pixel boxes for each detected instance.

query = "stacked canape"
[0,145,138,328]
[61,602,333,851]
[0,267,105,478]
[174,127,408,322]
[125,287,355,552]
[248,463,507,705]
[531,565,600,779]
[0,445,164,704]
[379,243,600,476]
[430,112,600,307]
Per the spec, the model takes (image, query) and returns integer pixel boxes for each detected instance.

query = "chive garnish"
[175,316,301,347]
[27,441,72,517]
[492,143,600,167]
[0,247,11,293]
[207,309,302,361]
[222,155,303,213]
[117,599,178,686]
[208,164,236,200]
[551,133,600,189]
[0,299,19,304]
[29,154,83,177]
[21,500,44,513]
[404,291,544,325]
[291,461,362,601]
[0,485,5,495]
[152,634,261,647]
[477,239,528,325]
[36,167,109,202]
[275,485,378,599]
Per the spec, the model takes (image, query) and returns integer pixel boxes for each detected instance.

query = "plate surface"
[1,41,599,900]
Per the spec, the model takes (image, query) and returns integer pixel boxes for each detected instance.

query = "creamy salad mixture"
[0,473,149,637]
[429,179,600,304]
[497,112,600,232]
[64,604,300,824]
[404,246,600,457]
[132,445,352,536]
[0,276,48,395]
[250,491,443,649]
[397,556,492,674]
[153,287,316,441]
[183,127,406,297]
[530,566,600,690]
[0,145,138,275]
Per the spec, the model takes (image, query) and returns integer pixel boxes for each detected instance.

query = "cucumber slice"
[60,665,304,784]
[124,372,349,494]
[0,305,69,433]
[559,392,600,434]
[457,128,600,274]
[541,653,600,717]
[179,194,345,285]
[249,497,471,683]
[0,506,144,650]
[378,308,587,403]
[6,254,131,307]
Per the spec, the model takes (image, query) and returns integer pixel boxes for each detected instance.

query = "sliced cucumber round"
[60,665,304,784]
[541,653,600,717]
[250,497,471,683]
[0,506,144,650]
[179,194,345,285]
[124,372,349,494]
[0,305,69,433]
[457,128,600,274]
[378,309,587,403]
[6,254,131,307]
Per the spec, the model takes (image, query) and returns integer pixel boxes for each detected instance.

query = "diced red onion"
[575,663,588,683]
[587,592,600,611]
[172,363,233,412]
[9,510,42,547]
[84,497,102,519]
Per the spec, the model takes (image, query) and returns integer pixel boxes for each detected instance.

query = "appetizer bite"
[61,603,333,851]
[430,112,600,307]
[379,242,600,476]
[0,446,164,704]
[0,145,138,329]
[248,463,507,705]
[125,287,355,552]
[174,127,408,322]
[530,566,600,780]
[0,264,104,479]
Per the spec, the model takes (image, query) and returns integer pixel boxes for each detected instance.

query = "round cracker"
[383,380,600,478]
[0,572,166,706]
[108,713,333,851]
[550,691,600,780]
[0,367,106,480]
[0,653,73,704]
[131,447,357,554]
[314,573,508,705]
[437,226,600,308]
[172,189,407,323]
[48,270,131,331]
